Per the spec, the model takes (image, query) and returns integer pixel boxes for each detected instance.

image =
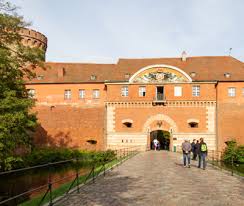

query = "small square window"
[139,86,146,97]
[121,86,128,97]
[79,89,85,99]
[92,89,100,99]
[228,87,236,97]
[174,86,182,97]
[192,86,200,97]
[64,89,71,100]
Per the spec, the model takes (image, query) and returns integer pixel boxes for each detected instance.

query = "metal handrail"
[153,94,166,101]
[0,146,141,206]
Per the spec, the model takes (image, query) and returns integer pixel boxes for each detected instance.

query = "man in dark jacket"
[195,140,200,160]
[198,138,208,170]
[191,139,197,160]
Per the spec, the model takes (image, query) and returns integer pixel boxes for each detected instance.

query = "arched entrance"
[150,130,170,150]
[143,114,178,151]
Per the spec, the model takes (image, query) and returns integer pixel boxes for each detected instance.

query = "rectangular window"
[139,86,146,97]
[27,89,36,98]
[92,89,100,99]
[192,85,200,97]
[121,86,128,97]
[79,89,85,99]
[64,89,71,100]
[228,87,236,97]
[174,86,182,97]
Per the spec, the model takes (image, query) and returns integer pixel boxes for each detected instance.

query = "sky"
[11,0,244,63]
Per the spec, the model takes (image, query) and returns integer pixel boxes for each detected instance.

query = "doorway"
[150,130,170,150]
[156,87,164,100]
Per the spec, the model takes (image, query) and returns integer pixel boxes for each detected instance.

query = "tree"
[0,0,45,171]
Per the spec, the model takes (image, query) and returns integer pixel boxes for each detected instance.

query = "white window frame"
[79,89,85,99]
[64,89,71,100]
[139,86,146,97]
[174,86,182,97]
[242,88,244,97]
[92,89,100,99]
[192,85,200,97]
[228,87,236,97]
[121,86,128,97]
[27,89,36,98]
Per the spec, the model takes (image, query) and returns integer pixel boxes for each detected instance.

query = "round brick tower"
[19,28,48,60]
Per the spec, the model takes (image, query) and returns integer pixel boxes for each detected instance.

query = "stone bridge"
[57,151,244,206]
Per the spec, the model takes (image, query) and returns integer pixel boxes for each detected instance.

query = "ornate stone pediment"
[129,65,191,83]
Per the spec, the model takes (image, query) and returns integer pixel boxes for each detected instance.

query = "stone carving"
[132,68,188,83]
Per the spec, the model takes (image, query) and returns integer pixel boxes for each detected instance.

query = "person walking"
[182,139,192,168]
[195,140,200,160]
[198,138,208,170]
[191,139,197,160]
[153,138,158,151]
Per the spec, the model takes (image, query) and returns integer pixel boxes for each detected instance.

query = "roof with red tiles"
[26,56,244,84]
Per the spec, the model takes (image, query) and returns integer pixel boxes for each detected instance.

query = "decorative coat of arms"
[132,69,187,83]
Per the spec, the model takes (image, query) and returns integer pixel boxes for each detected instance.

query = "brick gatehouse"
[23,29,244,151]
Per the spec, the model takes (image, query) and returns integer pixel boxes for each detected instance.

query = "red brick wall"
[217,82,244,150]
[33,106,105,150]
[115,107,207,133]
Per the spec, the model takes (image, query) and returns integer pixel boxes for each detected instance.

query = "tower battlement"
[19,28,48,56]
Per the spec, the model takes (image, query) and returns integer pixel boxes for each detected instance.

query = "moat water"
[0,163,91,206]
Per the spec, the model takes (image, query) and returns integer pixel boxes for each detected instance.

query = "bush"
[223,140,244,163]
[23,148,116,167]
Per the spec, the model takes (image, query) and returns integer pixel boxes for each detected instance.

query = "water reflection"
[0,162,91,206]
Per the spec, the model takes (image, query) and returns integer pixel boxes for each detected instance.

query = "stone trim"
[143,114,178,133]
[105,101,216,108]
[206,106,216,133]
[106,106,115,132]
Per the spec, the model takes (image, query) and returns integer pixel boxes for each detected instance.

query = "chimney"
[58,67,65,78]
[181,51,187,62]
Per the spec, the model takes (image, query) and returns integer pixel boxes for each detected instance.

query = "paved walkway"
[58,151,244,206]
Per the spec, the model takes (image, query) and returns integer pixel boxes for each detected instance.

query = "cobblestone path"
[58,151,244,206]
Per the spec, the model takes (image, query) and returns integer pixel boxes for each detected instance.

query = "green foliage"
[22,148,116,167]
[223,140,244,164]
[0,0,44,171]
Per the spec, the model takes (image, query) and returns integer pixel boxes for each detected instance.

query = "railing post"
[76,157,80,193]
[231,156,234,176]
[92,166,95,183]
[103,163,106,176]
[212,150,214,165]
[48,163,53,206]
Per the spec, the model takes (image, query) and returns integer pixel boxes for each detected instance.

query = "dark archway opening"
[150,130,170,150]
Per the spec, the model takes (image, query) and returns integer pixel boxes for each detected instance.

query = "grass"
[19,152,136,206]
[207,160,244,177]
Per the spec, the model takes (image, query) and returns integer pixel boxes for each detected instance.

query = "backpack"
[201,143,207,152]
